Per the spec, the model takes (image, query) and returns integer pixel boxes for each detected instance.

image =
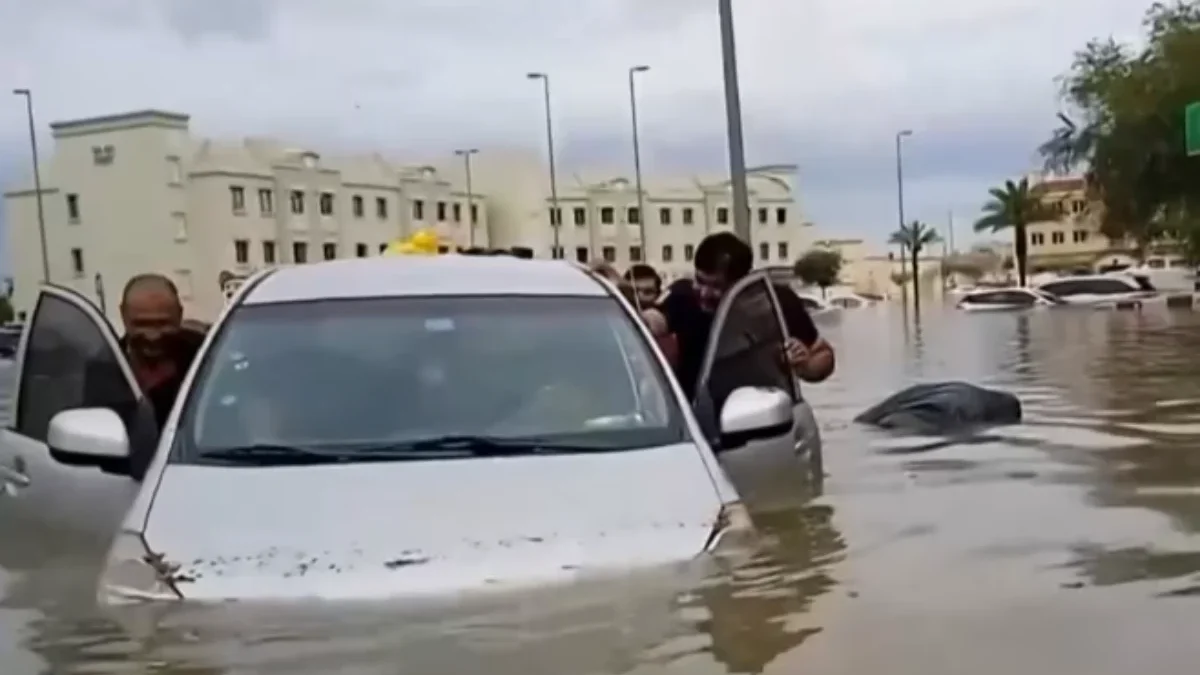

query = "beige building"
[4,109,811,321]
[809,237,946,299]
[1025,173,1139,271]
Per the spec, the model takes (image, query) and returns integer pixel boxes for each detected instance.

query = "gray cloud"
[0,0,1152,252]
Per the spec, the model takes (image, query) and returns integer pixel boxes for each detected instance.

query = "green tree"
[1039,1,1200,255]
[973,178,1057,287]
[0,296,12,325]
[887,220,940,311]
[791,249,843,297]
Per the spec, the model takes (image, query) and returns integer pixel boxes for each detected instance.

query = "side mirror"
[719,387,794,448]
[48,408,131,462]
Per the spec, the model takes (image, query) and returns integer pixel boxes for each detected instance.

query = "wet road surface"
[4,306,1200,673]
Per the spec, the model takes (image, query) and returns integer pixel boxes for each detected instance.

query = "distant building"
[1024,173,1139,272]
[3,109,813,321]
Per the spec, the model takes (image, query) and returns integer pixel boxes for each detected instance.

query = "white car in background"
[827,292,877,309]
[0,257,820,604]
[1035,273,1159,307]
[956,287,1062,311]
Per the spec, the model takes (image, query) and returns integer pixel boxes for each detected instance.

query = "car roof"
[964,287,1032,296]
[242,255,608,305]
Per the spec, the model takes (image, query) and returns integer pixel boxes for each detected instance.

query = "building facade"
[4,109,811,321]
[1024,173,1139,271]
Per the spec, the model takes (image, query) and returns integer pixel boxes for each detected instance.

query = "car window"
[1128,275,1156,291]
[963,291,1025,305]
[173,295,686,464]
[15,292,138,443]
[1039,280,1081,296]
[699,277,796,411]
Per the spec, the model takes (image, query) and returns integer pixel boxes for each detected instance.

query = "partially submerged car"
[956,287,1062,311]
[0,256,818,604]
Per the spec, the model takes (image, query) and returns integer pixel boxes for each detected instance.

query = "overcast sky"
[0,0,1149,254]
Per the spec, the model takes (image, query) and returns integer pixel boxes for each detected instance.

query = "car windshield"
[173,295,686,465]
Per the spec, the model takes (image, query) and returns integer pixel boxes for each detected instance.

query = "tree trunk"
[898,246,908,303]
[1014,223,1029,287]
[910,246,921,313]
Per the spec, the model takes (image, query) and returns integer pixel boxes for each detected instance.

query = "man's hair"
[615,281,639,306]
[694,232,753,281]
[121,273,179,306]
[624,263,661,290]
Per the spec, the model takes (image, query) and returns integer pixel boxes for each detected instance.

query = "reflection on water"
[6,307,1200,673]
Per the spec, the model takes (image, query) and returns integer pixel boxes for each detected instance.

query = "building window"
[1073,230,1088,243]
[70,248,84,277]
[575,246,589,263]
[662,245,673,262]
[230,185,246,213]
[437,201,447,221]
[173,213,188,241]
[66,193,80,222]
[659,207,671,225]
[376,197,388,219]
[379,243,389,253]
[234,239,249,264]
[1051,231,1065,244]
[602,246,616,262]
[630,246,642,262]
[776,207,787,224]
[470,203,479,224]
[262,240,276,264]
[759,242,769,261]
[258,188,274,215]
[717,207,729,225]
[174,269,194,300]
[757,207,768,224]
[323,243,337,260]
[293,242,308,263]
[1071,200,1085,214]
[412,199,424,220]
[452,203,462,222]
[600,207,615,225]
[573,207,587,226]
[552,246,564,259]
[350,195,363,217]
[627,207,640,225]
[290,190,304,214]
[167,157,182,183]
[777,242,788,260]
[319,192,334,216]
[355,243,368,257]
[682,207,694,225]
[1031,232,1045,246]
[548,207,562,226]
[684,244,695,261]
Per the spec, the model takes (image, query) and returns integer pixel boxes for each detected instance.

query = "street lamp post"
[527,72,561,258]
[895,129,913,297]
[628,65,650,262]
[13,89,50,282]
[718,0,751,243]
[454,148,479,247]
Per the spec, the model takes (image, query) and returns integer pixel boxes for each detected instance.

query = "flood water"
[4,306,1200,673]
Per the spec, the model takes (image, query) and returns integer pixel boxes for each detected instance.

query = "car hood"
[141,443,725,601]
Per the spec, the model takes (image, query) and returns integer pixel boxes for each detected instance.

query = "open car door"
[0,286,146,565]
[693,272,817,510]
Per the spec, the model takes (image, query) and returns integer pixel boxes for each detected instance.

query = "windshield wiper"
[362,434,609,457]
[198,444,359,465]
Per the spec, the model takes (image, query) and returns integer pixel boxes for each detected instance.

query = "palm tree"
[887,220,941,312]
[974,178,1057,287]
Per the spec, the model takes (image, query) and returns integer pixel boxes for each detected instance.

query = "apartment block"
[4,109,813,321]
[1025,174,1138,271]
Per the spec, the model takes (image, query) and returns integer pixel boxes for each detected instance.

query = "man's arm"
[775,286,835,383]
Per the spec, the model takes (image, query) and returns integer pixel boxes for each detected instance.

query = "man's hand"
[783,337,835,383]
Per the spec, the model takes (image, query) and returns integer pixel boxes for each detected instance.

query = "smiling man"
[660,232,835,399]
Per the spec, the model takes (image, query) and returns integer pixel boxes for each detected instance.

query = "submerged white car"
[956,287,1062,311]
[0,256,818,604]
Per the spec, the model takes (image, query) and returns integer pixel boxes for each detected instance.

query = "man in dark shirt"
[624,263,663,309]
[660,232,835,399]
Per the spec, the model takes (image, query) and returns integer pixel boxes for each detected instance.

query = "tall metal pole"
[455,148,478,247]
[13,89,50,282]
[895,130,912,302]
[628,65,650,261]
[527,73,561,258]
[946,209,955,254]
[718,0,751,243]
